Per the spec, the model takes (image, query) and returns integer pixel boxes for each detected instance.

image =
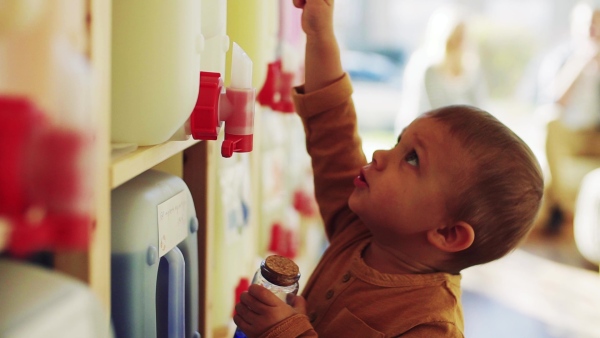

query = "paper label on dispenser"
[157,190,188,257]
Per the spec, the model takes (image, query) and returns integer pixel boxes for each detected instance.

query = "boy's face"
[349,116,473,240]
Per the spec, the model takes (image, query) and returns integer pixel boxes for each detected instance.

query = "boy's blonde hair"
[423,105,544,271]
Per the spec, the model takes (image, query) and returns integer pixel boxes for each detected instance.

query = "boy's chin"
[347,193,361,214]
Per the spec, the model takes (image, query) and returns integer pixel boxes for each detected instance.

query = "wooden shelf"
[110,139,201,189]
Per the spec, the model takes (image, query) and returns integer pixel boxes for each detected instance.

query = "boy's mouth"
[353,168,368,188]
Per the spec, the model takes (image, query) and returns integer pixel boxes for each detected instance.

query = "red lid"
[272,71,296,113]
[257,60,281,107]
[233,277,250,316]
[0,96,47,215]
[268,223,283,254]
[190,72,223,140]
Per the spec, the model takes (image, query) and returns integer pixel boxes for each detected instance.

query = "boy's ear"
[426,221,475,253]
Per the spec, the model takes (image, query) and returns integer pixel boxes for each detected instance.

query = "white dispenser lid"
[0,259,113,338]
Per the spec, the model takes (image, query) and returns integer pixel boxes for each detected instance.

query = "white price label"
[157,190,188,257]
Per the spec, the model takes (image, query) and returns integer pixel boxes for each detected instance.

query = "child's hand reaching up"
[292,0,343,93]
[292,0,335,37]
[233,284,308,338]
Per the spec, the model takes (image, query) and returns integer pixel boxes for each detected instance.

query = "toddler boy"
[233,0,544,337]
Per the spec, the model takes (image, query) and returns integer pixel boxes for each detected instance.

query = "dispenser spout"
[220,43,255,157]
[190,43,255,158]
[218,84,255,157]
[230,43,253,90]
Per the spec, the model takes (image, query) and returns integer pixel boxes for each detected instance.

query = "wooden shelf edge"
[110,138,201,189]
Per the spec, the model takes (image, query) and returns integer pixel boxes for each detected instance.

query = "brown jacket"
[259,74,464,338]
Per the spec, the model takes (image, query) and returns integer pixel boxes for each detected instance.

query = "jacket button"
[326,290,334,299]
[342,272,351,282]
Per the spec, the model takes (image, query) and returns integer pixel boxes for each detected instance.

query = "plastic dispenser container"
[169,1,256,158]
[257,0,303,113]
[111,170,200,338]
[111,0,255,158]
[0,0,93,255]
[256,0,307,262]
[200,0,229,73]
[0,259,113,338]
[111,0,202,146]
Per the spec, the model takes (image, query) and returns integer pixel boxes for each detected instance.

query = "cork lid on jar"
[260,255,301,287]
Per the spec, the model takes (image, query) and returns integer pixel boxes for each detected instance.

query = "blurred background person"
[395,4,488,133]
[536,0,600,233]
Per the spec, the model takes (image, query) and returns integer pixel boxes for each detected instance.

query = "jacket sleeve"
[258,314,318,338]
[292,73,368,241]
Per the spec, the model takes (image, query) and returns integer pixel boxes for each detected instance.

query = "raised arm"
[293,0,344,92]
[292,0,367,240]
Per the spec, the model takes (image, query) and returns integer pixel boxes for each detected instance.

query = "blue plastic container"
[111,170,200,338]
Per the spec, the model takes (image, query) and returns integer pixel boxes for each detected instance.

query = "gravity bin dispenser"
[0,0,94,256]
[111,170,200,338]
[111,0,254,158]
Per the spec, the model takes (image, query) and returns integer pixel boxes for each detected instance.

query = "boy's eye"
[405,150,419,167]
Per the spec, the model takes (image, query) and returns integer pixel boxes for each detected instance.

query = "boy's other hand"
[292,0,335,37]
[233,284,306,338]
[287,291,308,315]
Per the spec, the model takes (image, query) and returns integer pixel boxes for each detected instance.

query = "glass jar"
[233,255,300,338]
[251,255,301,302]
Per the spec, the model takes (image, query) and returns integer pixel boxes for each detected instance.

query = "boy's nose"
[371,149,387,170]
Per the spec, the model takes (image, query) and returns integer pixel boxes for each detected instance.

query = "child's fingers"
[239,289,277,315]
[232,313,251,334]
[235,299,259,317]
[290,294,308,315]
[247,284,285,307]
[292,0,306,8]
[234,301,260,335]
